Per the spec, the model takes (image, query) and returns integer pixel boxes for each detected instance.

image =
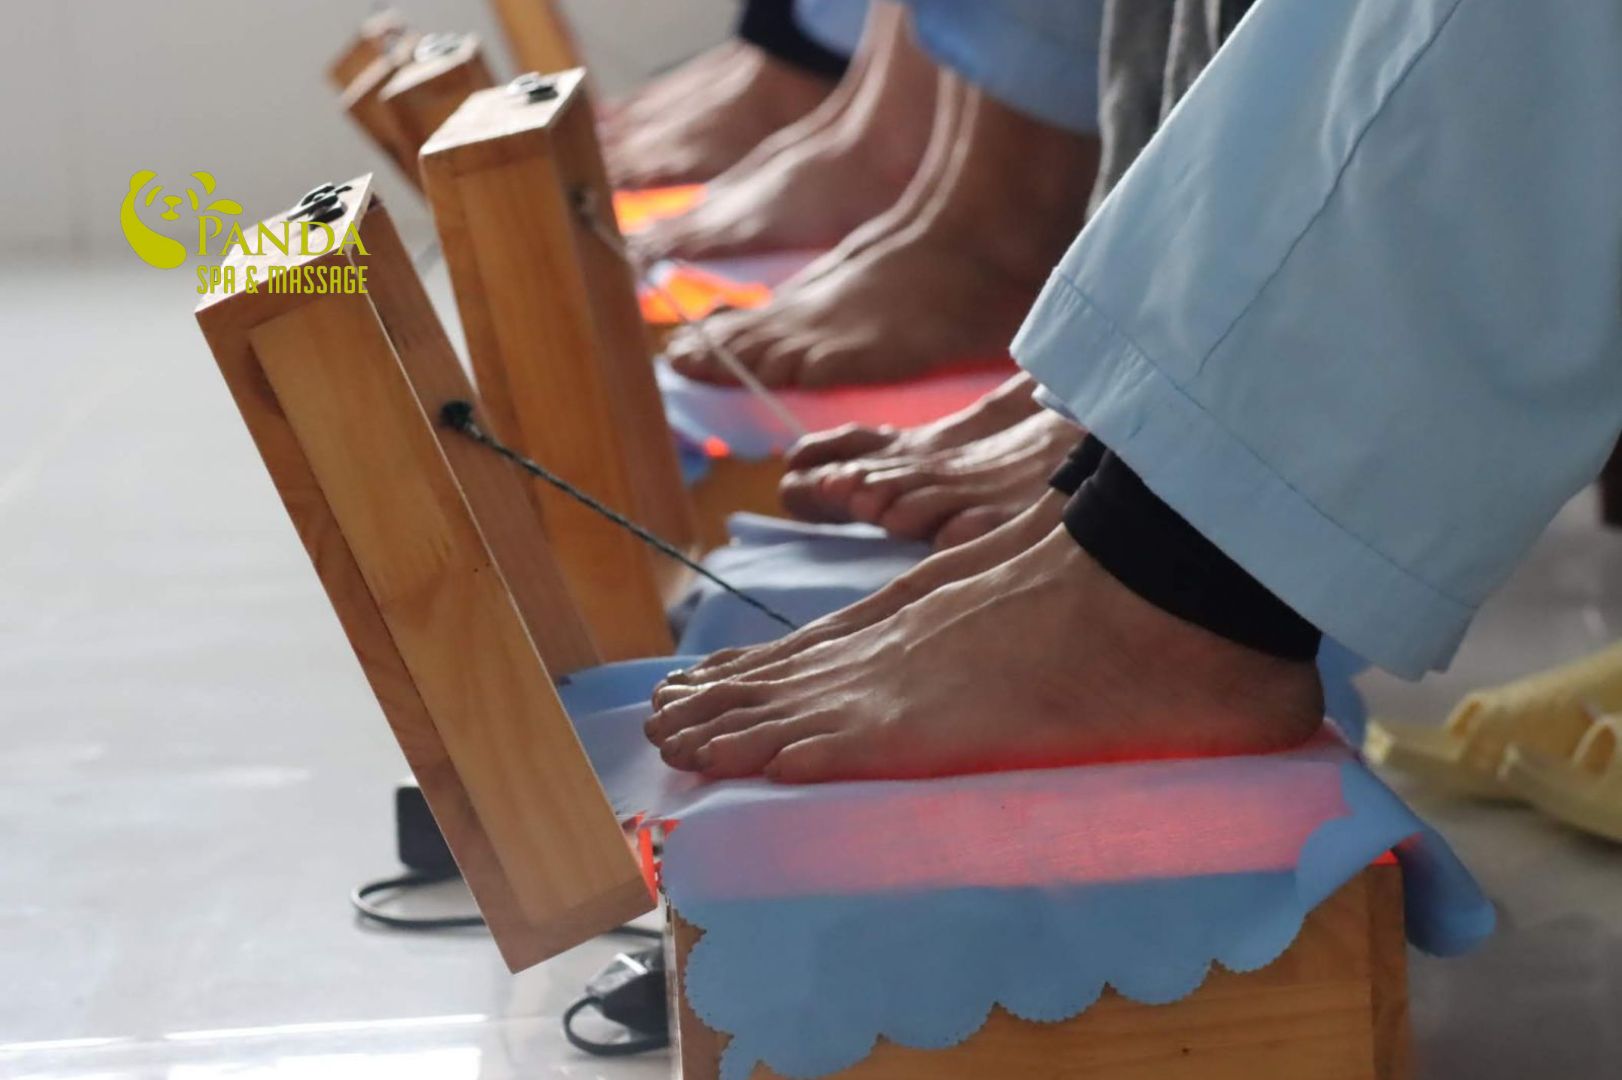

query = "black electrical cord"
[353,871,669,1059]
[350,871,485,930]
[562,996,670,1057]
[439,399,800,632]
[350,871,665,938]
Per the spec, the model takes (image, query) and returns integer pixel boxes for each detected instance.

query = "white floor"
[2,259,1620,1078]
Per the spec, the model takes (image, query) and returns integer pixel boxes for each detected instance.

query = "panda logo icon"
[120,170,242,269]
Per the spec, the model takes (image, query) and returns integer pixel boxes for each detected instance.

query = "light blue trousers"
[794,0,869,56]
[794,0,1104,135]
[1015,0,1622,678]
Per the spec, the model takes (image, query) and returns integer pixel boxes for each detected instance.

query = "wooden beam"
[196,177,649,971]
[328,8,410,91]
[382,34,498,169]
[487,0,581,74]
[339,34,424,190]
[356,194,601,675]
[422,72,698,659]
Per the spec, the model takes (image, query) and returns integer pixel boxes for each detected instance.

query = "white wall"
[0,0,731,256]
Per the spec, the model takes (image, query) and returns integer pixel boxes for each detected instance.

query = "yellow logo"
[120,170,242,270]
[123,171,370,295]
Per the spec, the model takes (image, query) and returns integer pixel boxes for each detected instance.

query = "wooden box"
[669,864,1410,1080]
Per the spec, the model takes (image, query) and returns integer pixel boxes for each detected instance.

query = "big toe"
[778,467,854,523]
[666,316,776,384]
[764,730,874,783]
[784,424,898,469]
[751,336,816,387]
[699,715,834,778]
[847,467,937,526]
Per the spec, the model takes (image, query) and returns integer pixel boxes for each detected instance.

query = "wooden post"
[339,33,424,189]
[422,71,698,660]
[669,862,1412,1080]
[356,194,603,674]
[487,0,581,73]
[196,177,645,971]
[328,8,410,91]
[381,34,498,169]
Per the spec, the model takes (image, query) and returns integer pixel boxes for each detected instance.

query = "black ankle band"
[1221,0,1260,37]
[738,0,851,80]
[1049,434,1109,496]
[1063,452,1321,662]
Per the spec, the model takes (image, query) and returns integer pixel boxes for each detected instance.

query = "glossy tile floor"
[3,259,1620,1079]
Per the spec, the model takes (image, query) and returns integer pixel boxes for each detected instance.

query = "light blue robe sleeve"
[1013,0,1622,678]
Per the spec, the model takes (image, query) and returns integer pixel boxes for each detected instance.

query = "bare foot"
[605,46,834,189]
[662,214,1034,386]
[638,7,937,261]
[782,404,1073,547]
[782,372,1040,476]
[841,411,1079,546]
[601,42,744,131]
[645,528,1325,782]
[656,491,1065,702]
[779,377,1064,544]
[764,69,969,291]
[664,90,1101,387]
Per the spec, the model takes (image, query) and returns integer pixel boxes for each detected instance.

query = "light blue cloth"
[664,756,1491,1080]
[794,0,870,57]
[552,534,1452,1080]
[675,515,928,652]
[562,679,1493,1080]
[657,358,1013,462]
[1015,0,1622,678]
[901,0,1104,134]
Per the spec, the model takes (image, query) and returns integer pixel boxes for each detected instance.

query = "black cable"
[354,871,669,1059]
[562,996,670,1057]
[350,871,666,937]
[350,871,485,930]
[439,399,799,632]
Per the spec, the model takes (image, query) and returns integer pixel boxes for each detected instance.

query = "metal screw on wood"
[288,182,354,225]
[509,72,559,103]
[413,32,465,63]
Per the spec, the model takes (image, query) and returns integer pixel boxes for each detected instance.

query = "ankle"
[748,52,838,128]
[928,125,1100,289]
[1044,532,1326,754]
[979,374,1042,421]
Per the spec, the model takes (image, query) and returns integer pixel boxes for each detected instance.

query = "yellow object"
[1365,640,1622,799]
[1502,714,1622,843]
